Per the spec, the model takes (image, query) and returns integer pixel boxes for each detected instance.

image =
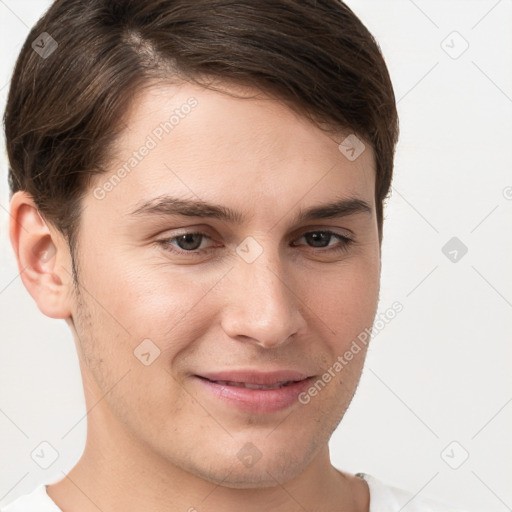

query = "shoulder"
[357,472,468,512]
[0,484,62,512]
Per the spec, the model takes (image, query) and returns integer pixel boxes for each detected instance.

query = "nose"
[220,245,307,349]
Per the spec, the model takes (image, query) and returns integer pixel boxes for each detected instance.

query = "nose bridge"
[221,238,305,347]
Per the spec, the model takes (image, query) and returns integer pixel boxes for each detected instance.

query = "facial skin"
[10,81,380,512]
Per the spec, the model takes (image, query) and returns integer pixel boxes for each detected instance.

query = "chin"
[183,436,319,489]
[198,459,306,489]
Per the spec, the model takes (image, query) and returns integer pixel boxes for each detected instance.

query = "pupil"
[307,232,329,247]
[178,234,202,250]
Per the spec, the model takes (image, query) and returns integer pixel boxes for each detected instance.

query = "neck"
[47,416,368,512]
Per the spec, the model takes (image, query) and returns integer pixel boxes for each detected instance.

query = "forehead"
[88,81,376,222]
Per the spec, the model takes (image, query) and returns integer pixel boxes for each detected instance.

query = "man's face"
[69,81,380,487]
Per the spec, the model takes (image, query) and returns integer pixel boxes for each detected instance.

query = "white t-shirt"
[0,472,466,511]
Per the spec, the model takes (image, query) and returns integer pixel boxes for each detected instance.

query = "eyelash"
[156,230,354,257]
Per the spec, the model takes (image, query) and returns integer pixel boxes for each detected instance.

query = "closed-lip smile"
[194,369,315,413]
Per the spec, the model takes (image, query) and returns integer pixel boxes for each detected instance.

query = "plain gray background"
[1,1,511,511]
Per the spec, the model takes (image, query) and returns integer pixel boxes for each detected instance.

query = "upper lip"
[196,370,312,385]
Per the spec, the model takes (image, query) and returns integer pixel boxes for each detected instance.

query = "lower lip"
[195,376,313,414]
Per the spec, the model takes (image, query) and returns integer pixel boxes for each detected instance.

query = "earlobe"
[9,191,73,320]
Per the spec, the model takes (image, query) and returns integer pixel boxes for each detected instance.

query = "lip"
[198,370,311,385]
[194,370,315,414]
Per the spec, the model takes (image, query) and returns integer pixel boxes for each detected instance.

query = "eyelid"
[292,224,354,239]
[159,224,353,240]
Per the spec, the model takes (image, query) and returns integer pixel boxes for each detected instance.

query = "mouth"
[198,377,299,390]
[193,370,314,413]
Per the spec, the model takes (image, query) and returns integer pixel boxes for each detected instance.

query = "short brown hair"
[4,0,399,255]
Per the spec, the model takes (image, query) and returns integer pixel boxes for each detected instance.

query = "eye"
[156,229,354,257]
[293,230,354,253]
[157,232,214,255]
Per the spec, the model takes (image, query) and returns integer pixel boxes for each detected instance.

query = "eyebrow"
[128,194,372,225]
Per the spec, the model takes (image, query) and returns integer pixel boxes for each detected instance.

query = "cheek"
[306,256,380,336]
[71,270,195,427]
[85,249,218,342]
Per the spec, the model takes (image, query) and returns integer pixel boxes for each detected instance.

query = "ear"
[9,191,74,319]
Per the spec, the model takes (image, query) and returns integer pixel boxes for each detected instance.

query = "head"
[6,0,398,489]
